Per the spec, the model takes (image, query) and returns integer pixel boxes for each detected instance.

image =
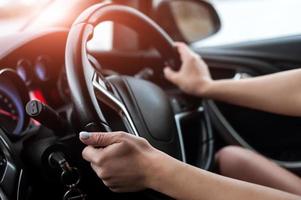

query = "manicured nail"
[80,131,91,140]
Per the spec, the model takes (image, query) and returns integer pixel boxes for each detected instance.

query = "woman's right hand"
[164,42,213,97]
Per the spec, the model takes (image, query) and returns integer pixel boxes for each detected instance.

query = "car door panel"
[193,35,301,173]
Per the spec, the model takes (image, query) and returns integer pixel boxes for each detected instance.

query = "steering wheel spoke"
[92,73,139,136]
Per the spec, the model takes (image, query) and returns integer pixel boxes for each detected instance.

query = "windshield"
[1,0,301,46]
[0,0,87,36]
[0,0,52,35]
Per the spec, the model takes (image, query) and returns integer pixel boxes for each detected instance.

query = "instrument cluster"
[15,55,71,107]
[0,53,72,139]
[0,69,30,137]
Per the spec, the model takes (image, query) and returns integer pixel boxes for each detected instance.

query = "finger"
[174,42,191,61]
[90,163,98,173]
[105,183,120,190]
[164,67,179,84]
[82,145,103,163]
[174,42,187,50]
[79,131,123,147]
[109,187,127,193]
[110,186,139,193]
[175,42,200,64]
[90,163,104,178]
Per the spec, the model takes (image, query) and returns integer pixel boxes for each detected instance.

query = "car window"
[195,0,301,47]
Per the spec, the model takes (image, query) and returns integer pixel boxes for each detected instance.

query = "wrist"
[144,149,183,192]
[143,149,166,189]
[197,78,215,97]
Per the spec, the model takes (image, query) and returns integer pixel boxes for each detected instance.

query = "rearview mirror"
[154,0,221,43]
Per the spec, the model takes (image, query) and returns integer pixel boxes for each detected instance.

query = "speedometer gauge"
[0,69,30,137]
[0,90,19,134]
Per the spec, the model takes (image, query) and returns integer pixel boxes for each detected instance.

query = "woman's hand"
[79,132,299,200]
[79,131,166,192]
[164,42,212,97]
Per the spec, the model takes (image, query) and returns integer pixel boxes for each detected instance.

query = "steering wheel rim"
[73,2,181,69]
[65,2,185,159]
[0,128,25,200]
[64,3,215,199]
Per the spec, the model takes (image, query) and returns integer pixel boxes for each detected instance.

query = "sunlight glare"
[20,0,40,6]
[87,22,113,51]
[32,1,69,26]
[0,0,9,7]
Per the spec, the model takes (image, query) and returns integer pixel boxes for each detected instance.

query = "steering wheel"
[65,2,212,198]
[66,2,184,160]
[0,128,23,200]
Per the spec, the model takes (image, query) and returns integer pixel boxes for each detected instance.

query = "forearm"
[149,152,299,200]
[203,69,301,116]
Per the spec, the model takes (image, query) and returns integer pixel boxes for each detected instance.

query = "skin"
[80,42,301,199]
[166,42,301,195]
[80,131,299,200]
[216,146,301,195]
[164,43,301,116]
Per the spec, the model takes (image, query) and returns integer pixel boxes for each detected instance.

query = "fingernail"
[80,131,91,140]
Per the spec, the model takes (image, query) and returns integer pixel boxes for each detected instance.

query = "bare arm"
[151,152,298,200]
[164,43,301,116]
[80,131,299,200]
[204,69,301,116]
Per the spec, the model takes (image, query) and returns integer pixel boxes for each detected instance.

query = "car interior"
[0,0,301,199]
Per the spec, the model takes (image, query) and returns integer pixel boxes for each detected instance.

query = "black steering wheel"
[65,2,213,198]
[65,2,184,161]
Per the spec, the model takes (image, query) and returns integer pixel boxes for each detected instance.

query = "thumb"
[79,131,122,147]
[164,67,179,84]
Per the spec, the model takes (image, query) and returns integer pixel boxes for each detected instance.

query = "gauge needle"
[0,109,18,120]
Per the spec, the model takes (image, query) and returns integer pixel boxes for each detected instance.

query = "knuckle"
[82,147,93,161]
[115,132,126,140]
[186,53,199,63]
[191,55,199,62]
[109,187,121,193]
[81,148,88,159]
[92,154,105,165]
[96,169,102,178]
[96,134,105,145]
[171,74,179,82]
[102,180,112,187]
[138,137,149,147]
[91,157,99,165]
[98,168,110,180]
[91,164,112,182]
[122,138,133,149]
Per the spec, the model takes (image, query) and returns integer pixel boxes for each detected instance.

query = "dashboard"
[0,29,70,138]
[0,28,167,140]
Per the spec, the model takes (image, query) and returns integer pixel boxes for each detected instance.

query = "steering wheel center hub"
[109,76,176,142]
